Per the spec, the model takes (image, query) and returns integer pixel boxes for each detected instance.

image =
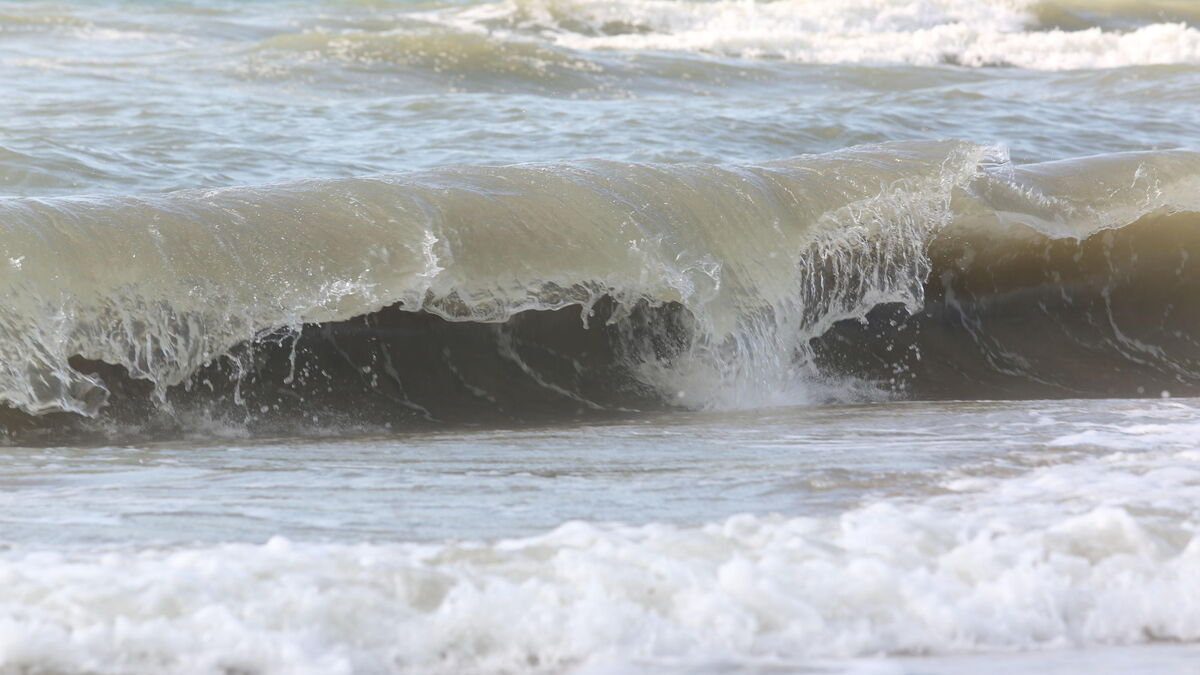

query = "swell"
[241,28,616,93]
[2,141,1200,440]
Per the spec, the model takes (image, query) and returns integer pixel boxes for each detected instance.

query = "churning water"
[2,0,1200,672]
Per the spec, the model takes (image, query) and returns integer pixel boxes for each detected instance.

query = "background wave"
[430,0,1200,69]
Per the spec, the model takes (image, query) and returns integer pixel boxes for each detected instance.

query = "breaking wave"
[3,140,1200,440]
[427,0,1200,70]
[226,0,1200,83]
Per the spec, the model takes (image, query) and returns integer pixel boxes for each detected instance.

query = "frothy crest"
[441,0,1200,69]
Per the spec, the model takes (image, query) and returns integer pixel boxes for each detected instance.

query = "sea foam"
[2,421,1198,674]
[445,0,1200,69]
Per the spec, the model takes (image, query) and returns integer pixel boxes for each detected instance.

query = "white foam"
[446,0,1200,70]
[1050,420,1200,450]
[2,437,1199,674]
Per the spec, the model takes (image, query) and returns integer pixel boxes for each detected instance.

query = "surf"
[2,140,1199,440]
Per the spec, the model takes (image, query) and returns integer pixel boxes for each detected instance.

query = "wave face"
[2,141,1200,439]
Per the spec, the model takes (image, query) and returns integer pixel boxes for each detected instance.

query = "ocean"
[2,0,1200,672]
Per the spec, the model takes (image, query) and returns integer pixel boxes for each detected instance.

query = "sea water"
[1,0,1200,672]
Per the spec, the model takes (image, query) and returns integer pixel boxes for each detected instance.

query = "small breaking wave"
[230,0,1200,83]
[9,0,1200,79]
[435,0,1200,70]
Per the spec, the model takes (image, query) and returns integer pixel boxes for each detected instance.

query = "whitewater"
[1,0,1200,672]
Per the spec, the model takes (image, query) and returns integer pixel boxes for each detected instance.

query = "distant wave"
[227,0,1200,82]
[423,0,1200,70]
[2,141,1199,439]
[13,0,1200,87]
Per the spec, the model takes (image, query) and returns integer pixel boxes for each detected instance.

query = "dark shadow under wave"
[816,211,1200,400]
[0,298,694,442]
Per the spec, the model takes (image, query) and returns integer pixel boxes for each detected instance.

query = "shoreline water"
[3,397,1200,672]
[3,0,1199,671]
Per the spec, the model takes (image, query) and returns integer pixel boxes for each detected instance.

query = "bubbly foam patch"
[2,424,1198,674]
[4,142,1200,431]
[445,0,1200,69]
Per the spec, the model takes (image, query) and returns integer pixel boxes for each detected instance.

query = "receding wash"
[1,0,1199,673]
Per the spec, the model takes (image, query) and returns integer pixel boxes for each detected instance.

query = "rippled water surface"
[5,398,1200,673]
[3,0,1199,196]
[2,0,1200,673]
